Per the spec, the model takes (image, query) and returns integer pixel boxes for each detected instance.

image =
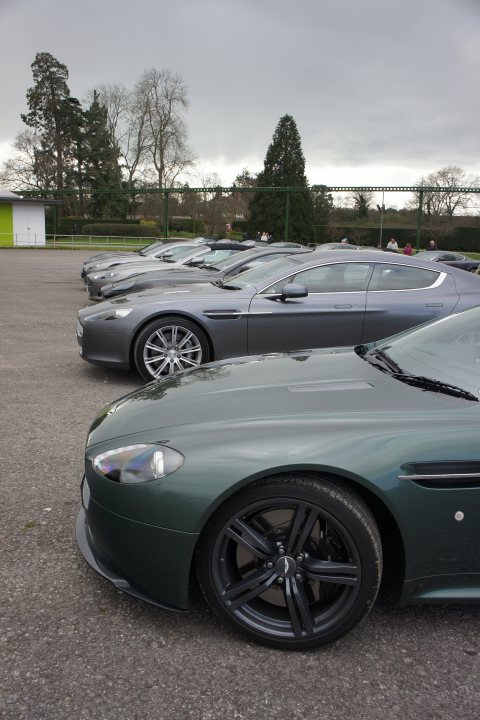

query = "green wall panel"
[0,204,13,246]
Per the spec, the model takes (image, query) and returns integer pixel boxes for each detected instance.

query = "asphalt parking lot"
[1,248,480,720]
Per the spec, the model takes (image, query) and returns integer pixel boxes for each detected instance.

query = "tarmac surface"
[1,248,480,720]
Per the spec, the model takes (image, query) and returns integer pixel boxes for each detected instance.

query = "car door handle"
[426,303,444,307]
[334,304,353,309]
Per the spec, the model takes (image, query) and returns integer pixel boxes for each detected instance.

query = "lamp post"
[376,191,385,248]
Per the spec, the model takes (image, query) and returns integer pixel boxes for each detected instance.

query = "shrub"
[231,219,248,232]
[47,217,141,234]
[169,218,205,233]
[82,223,160,237]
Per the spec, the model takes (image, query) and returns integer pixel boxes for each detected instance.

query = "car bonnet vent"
[399,461,480,488]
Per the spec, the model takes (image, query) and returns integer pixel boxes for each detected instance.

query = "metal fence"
[0,233,172,250]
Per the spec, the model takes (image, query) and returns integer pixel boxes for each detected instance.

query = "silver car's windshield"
[205,250,252,270]
[142,242,166,255]
[161,245,204,261]
[227,256,303,289]
[369,308,480,399]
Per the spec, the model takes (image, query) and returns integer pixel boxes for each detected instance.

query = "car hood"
[97,260,180,280]
[87,348,453,446]
[109,266,214,284]
[80,282,249,318]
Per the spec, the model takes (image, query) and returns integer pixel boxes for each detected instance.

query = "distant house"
[0,189,61,247]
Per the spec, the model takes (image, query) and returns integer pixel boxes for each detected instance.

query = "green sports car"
[76,305,480,649]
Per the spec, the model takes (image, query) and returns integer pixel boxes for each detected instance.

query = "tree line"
[0,52,195,219]
[1,52,479,242]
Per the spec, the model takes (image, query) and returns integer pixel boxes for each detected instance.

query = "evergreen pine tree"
[83,91,128,218]
[21,52,75,200]
[248,115,314,242]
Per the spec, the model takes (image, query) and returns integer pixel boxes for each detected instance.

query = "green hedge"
[313,224,480,251]
[169,218,205,233]
[231,219,248,232]
[82,223,160,237]
[46,217,141,234]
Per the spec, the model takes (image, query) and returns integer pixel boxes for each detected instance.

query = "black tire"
[133,316,209,381]
[196,475,382,649]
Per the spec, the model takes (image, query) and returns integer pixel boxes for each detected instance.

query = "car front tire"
[134,316,209,381]
[196,475,382,649]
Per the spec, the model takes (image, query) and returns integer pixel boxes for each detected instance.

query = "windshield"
[199,248,239,264]
[227,255,304,289]
[160,245,203,261]
[205,249,256,270]
[413,251,439,260]
[368,307,480,399]
[142,242,166,256]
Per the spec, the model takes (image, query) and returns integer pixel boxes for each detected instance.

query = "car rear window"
[368,264,440,291]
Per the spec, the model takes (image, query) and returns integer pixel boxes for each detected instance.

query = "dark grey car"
[100,247,310,300]
[77,250,480,381]
[415,250,480,273]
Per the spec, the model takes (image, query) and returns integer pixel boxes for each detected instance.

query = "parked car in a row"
[415,250,480,273]
[77,250,480,381]
[99,247,309,301]
[77,302,480,649]
[85,241,249,301]
[81,239,203,277]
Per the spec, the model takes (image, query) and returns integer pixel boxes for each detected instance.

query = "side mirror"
[188,258,206,267]
[281,282,308,300]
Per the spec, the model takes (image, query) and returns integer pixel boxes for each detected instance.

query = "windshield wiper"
[390,374,478,402]
[364,348,404,374]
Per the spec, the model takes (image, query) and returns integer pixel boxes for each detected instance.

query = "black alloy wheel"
[197,476,382,649]
[134,316,209,381]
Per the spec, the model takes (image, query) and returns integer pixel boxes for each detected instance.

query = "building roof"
[0,189,21,199]
[0,189,63,206]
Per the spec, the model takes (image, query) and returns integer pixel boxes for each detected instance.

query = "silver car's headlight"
[89,307,133,320]
[92,444,184,484]
[93,271,117,280]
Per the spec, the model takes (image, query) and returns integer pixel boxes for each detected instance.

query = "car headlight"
[92,444,184,484]
[93,271,117,280]
[90,307,133,320]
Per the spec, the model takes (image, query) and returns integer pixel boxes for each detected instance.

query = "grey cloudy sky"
[1,0,479,206]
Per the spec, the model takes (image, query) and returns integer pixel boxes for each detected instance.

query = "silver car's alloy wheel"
[196,475,382,649]
[134,316,209,381]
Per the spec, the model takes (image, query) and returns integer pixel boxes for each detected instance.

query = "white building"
[0,189,58,247]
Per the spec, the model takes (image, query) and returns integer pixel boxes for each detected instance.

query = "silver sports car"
[100,247,309,301]
[76,250,480,381]
[85,242,247,301]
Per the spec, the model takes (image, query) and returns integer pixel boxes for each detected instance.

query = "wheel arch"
[129,310,215,369]
[189,467,406,604]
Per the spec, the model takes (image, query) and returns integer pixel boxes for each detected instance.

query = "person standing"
[403,242,413,256]
[386,238,399,252]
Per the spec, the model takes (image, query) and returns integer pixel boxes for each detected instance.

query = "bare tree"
[196,173,223,235]
[90,71,196,229]
[0,130,56,192]
[410,166,480,218]
[91,83,149,193]
[135,68,196,190]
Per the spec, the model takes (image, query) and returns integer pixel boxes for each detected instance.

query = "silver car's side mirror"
[281,283,308,300]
